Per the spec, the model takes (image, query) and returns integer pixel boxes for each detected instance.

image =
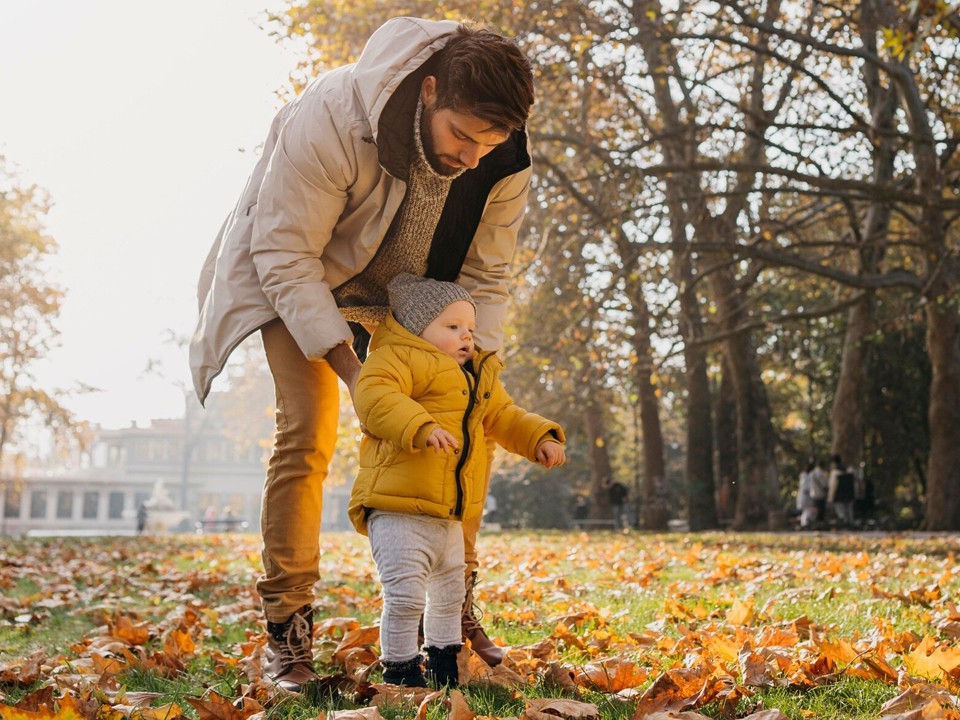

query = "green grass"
[1,531,959,719]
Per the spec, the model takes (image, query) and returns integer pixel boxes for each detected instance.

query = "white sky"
[0,0,298,429]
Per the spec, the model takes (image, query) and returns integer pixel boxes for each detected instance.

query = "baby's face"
[420,300,476,365]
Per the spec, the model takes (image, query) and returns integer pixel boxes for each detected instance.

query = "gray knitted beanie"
[387,273,476,336]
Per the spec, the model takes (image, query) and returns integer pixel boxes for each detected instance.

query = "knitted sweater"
[333,100,465,326]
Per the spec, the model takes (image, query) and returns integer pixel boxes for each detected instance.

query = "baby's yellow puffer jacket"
[348,312,564,535]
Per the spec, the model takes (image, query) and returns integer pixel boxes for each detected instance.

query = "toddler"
[348,273,566,687]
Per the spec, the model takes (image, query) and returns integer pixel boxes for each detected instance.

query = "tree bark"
[884,7,960,529]
[831,0,898,467]
[583,401,615,521]
[830,299,873,466]
[714,358,739,523]
[684,346,717,529]
[707,269,783,529]
[616,234,670,530]
[631,0,717,530]
[631,296,669,530]
[924,269,960,529]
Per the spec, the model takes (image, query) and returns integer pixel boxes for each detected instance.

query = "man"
[189,18,535,691]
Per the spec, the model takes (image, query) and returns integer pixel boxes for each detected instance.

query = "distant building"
[0,397,353,536]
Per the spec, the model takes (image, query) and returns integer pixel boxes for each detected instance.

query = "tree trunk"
[887,16,960,529]
[665,156,716,531]
[831,1,898,467]
[619,238,670,531]
[924,270,960,529]
[632,301,669,531]
[684,346,717,529]
[709,270,783,530]
[583,401,614,521]
[630,3,716,530]
[830,299,874,466]
[632,0,780,528]
[714,358,739,523]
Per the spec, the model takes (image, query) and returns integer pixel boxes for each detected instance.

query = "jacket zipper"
[453,354,494,517]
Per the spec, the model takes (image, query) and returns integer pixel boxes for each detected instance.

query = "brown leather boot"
[462,572,504,666]
[264,605,320,692]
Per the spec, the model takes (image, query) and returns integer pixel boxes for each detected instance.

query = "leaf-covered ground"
[1,531,959,720]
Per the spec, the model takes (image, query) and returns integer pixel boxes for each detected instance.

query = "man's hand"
[536,441,566,468]
[426,428,459,454]
[324,342,363,405]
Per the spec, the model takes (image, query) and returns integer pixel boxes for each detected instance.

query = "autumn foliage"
[1,532,959,719]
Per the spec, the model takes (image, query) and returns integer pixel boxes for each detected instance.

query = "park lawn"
[1,531,959,720]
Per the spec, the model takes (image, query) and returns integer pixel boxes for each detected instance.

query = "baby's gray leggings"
[368,511,465,662]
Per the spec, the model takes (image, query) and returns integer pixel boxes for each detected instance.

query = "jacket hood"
[351,17,459,143]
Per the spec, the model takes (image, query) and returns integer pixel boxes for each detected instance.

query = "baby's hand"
[426,427,459,454]
[536,441,566,468]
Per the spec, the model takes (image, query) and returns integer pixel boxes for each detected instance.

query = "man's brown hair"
[431,25,535,133]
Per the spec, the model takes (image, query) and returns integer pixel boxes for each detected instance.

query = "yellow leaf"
[726,597,755,626]
[902,635,960,680]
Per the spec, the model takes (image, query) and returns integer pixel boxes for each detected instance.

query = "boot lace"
[461,576,486,634]
[278,612,313,666]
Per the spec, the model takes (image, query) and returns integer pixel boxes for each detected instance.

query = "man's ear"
[420,75,438,108]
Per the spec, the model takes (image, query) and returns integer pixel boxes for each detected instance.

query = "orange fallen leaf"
[0,694,86,720]
[903,636,960,681]
[369,683,433,708]
[316,617,361,638]
[576,656,649,692]
[541,663,578,692]
[185,693,246,720]
[163,629,197,659]
[739,711,791,720]
[107,614,151,647]
[328,708,386,720]
[879,683,960,719]
[9,687,56,714]
[0,650,45,686]
[726,597,756,626]
[740,650,776,688]
[632,665,713,718]
[334,626,381,669]
[447,689,476,720]
[522,698,599,720]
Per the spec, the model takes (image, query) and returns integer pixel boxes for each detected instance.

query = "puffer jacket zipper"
[452,353,495,517]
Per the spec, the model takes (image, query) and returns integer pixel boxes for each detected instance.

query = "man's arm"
[250,89,358,362]
[325,342,363,401]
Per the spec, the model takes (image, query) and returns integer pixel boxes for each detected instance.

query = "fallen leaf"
[522,698,599,720]
[576,656,649,692]
[902,636,960,681]
[185,693,245,720]
[0,694,86,720]
[879,684,960,719]
[726,597,756,626]
[316,617,361,639]
[447,689,476,720]
[328,708,386,720]
[369,683,434,708]
[632,665,714,718]
[0,650,46,686]
[542,663,578,692]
